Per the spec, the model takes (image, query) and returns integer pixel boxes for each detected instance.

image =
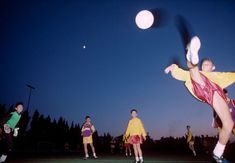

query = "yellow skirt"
[83,135,93,144]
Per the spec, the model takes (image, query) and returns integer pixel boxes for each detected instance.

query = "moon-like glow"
[135,10,154,29]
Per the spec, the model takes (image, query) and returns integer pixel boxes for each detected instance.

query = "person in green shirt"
[0,102,23,163]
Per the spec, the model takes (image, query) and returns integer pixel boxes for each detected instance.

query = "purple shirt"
[82,123,92,137]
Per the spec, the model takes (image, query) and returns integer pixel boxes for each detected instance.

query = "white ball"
[135,10,154,29]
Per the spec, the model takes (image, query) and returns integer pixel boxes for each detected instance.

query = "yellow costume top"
[171,64,235,101]
[125,117,146,137]
[186,129,193,143]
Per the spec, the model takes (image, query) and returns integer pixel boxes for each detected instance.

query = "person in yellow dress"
[81,116,98,160]
[164,36,235,162]
[125,109,146,163]
[186,125,196,156]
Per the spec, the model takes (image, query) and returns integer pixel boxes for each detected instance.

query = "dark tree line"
[0,104,83,152]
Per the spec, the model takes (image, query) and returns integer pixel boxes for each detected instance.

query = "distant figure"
[212,89,235,135]
[201,135,210,155]
[123,133,132,156]
[119,141,124,154]
[110,138,116,154]
[125,109,146,163]
[165,36,235,162]
[81,116,98,160]
[186,125,196,156]
[0,102,23,163]
[64,141,69,151]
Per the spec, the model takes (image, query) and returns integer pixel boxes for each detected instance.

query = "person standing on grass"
[81,116,98,160]
[125,109,146,163]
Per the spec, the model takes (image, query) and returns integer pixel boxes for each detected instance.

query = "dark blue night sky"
[1,0,235,140]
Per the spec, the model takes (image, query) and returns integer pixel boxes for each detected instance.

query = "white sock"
[213,141,225,158]
[0,155,7,162]
[139,156,143,161]
[85,154,89,157]
[93,153,97,157]
[135,157,139,161]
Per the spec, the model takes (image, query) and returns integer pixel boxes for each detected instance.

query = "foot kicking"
[186,36,201,65]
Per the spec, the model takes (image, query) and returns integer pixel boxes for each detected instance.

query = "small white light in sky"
[83,45,86,49]
[135,10,154,29]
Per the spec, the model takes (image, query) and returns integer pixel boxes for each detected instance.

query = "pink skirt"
[130,135,143,144]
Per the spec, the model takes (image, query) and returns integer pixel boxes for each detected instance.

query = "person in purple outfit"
[81,116,98,160]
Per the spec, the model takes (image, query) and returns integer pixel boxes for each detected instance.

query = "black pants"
[0,127,13,155]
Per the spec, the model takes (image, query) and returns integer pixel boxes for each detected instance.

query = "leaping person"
[165,36,235,162]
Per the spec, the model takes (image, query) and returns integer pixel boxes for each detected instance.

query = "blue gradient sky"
[1,0,235,140]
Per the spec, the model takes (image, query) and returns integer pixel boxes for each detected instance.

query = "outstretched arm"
[164,64,189,82]
[164,64,175,74]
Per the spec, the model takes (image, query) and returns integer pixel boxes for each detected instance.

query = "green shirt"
[6,111,21,129]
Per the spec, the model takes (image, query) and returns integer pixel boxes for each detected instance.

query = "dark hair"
[130,109,137,114]
[201,58,214,65]
[85,116,90,119]
[186,125,190,129]
[223,89,228,94]
[15,102,23,108]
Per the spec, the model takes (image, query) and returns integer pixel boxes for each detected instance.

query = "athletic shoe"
[212,154,229,163]
[93,155,98,159]
[83,156,88,160]
[186,36,201,65]
[0,155,7,163]
[193,150,196,157]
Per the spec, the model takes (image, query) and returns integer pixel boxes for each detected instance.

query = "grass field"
[7,153,214,163]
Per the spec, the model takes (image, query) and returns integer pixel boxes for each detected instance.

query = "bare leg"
[189,141,196,156]
[137,143,144,162]
[128,145,132,155]
[213,92,233,145]
[187,62,205,85]
[132,144,139,162]
[83,143,88,157]
[136,144,142,157]
[90,143,97,158]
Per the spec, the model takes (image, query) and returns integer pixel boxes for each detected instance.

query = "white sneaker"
[212,154,225,163]
[186,36,201,65]
[93,155,98,159]
[193,151,196,157]
[0,155,7,162]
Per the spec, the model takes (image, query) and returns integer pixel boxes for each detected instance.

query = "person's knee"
[223,120,233,134]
